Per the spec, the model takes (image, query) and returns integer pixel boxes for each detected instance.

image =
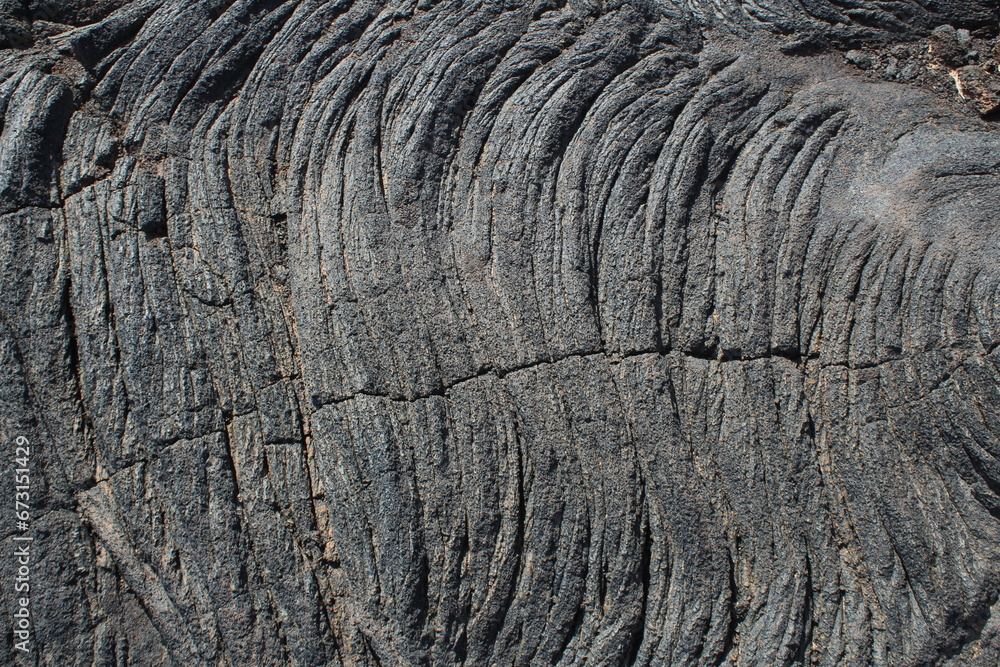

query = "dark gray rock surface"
[2,0,1000,664]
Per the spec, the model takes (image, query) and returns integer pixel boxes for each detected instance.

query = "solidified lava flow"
[2,0,1000,664]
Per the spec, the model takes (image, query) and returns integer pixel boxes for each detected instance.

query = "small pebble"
[900,63,921,81]
[846,50,873,69]
[885,57,899,79]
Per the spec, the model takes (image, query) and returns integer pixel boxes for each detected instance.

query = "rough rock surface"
[2,0,1000,665]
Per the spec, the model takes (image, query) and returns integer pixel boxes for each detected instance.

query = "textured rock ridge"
[1,0,1000,665]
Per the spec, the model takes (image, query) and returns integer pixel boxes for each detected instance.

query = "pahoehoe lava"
[2,0,1000,665]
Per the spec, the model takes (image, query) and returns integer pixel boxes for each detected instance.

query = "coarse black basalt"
[2,0,1000,664]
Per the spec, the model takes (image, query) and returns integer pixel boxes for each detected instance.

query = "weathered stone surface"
[954,65,1000,115]
[1,1,1000,665]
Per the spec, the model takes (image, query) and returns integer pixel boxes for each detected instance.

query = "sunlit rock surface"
[2,0,1000,664]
